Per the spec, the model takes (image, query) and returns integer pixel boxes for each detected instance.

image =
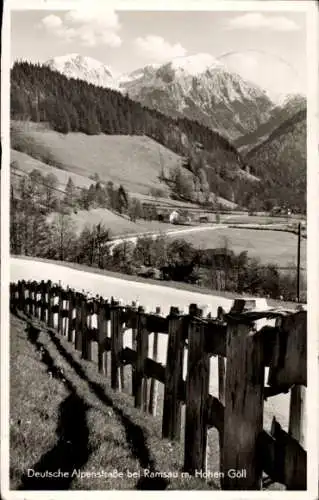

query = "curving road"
[10,256,292,434]
[107,223,229,253]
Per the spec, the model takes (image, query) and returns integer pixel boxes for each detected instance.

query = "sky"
[10,8,307,102]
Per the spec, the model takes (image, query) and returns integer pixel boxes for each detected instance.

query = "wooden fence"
[10,279,307,490]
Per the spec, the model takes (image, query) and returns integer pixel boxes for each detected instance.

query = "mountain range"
[11,56,307,213]
[45,53,306,143]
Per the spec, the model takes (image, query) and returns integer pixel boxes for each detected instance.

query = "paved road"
[10,256,291,433]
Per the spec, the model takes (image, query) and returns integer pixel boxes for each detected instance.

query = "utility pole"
[297,223,301,303]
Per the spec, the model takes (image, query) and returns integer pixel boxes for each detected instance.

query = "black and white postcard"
[1,0,318,498]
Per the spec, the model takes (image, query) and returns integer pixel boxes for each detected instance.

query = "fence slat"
[218,356,226,405]
[259,418,306,490]
[162,307,184,440]
[81,299,90,360]
[148,306,161,416]
[67,290,74,343]
[40,282,46,322]
[268,311,307,387]
[222,320,265,490]
[98,302,108,375]
[135,308,148,409]
[58,288,64,334]
[131,305,138,397]
[18,280,25,312]
[74,295,82,351]
[289,384,306,448]
[47,283,54,328]
[111,307,122,390]
[184,304,210,474]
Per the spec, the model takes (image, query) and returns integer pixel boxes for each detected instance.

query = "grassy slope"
[10,312,218,491]
[11,149,93,191]
[49,208,182,238]
[11,121,179,197]
[11,121,238,209]
[171,227,307,270]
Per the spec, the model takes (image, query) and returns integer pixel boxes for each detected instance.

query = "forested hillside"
[245,109,306,213]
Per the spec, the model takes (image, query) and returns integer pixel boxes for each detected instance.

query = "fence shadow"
[19,323,91,490]
[44,323,169,490]
[17,317,168,490]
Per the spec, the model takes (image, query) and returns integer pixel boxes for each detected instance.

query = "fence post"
[222,318,265,490]
[149,306,160,416]
[34,283,39,319]
[26,281,31,316]
[184,304,210,474]
[67,290,75,343]
[289,384,306,448]
[58,287,64,334]
[18,280,25,312]
[28,282,33,316]
[10,283,16,312]
[47,283,54,328]
[40,281,46,322]
[135,307,148,409]
[98,301,109,375]
[218,356,226,405]
[119,313,126,392]
[81,298,90,360]
[33,282,38,317]
[111,306,122,390]
[74,294,82,351]
[131,302,138,397]
[162,307,184,440]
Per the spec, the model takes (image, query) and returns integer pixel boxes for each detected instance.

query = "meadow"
[11,121,179,197]
[171,227,307,270]
[11,121,236,209]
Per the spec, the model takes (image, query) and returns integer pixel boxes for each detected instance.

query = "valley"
[10,55,307,305]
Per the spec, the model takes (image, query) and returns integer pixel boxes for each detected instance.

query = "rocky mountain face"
[119,54,275,141]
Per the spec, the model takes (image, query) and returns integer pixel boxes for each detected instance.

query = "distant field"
[171,227,307,270]
[219,214,306,225]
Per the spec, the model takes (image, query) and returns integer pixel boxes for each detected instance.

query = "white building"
[169,210,180,224]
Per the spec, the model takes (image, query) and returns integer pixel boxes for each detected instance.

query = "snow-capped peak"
[168,53,225,76]
[45,53,118,89]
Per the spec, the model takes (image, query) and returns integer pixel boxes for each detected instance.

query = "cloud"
[226,13,300,32]
[134,35,187,62]
[39,8,122,47]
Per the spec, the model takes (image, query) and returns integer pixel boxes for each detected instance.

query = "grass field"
[11,121,180,197]
[171,227,307,270]
[10,312,219,491]
[48,208,186,238]
[11,149,94,191]
[10,120,237,210]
